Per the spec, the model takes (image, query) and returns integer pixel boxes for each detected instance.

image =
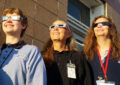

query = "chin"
[52,39,61,41]
[96,33,105,35]
[4,30,14,33]
[97,34,104,36]
[96,34,108,37]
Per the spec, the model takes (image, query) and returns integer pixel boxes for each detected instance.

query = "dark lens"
[102,22,111,27]
[51,25,55,28]
[93,22,111,28]
[58,24,64,27]
[93,23,98,28]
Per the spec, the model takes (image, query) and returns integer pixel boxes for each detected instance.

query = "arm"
[26,46,47,85]
[75,52,94,85]
[81,53,94,85]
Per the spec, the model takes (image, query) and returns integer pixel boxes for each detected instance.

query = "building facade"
[0,0,120,50]
[107,0,120,32]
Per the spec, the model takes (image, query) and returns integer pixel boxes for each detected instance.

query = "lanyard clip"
[98,76,103,80]
[104,75,108,82]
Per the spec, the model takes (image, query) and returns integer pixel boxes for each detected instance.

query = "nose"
[53,27,59,31]
[8,17,12,21]
[6,19,12,23]
[97,23,103,28]
[6,17,12,22]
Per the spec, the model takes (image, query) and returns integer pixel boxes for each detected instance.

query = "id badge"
[96,80,115,85]
[67,61,76,79]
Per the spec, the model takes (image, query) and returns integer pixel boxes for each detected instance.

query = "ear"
[22,24,26,30]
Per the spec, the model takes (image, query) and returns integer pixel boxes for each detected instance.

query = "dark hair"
[83,15,120,60]
[2,8,28,37]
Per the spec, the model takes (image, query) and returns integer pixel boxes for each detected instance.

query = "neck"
[97,36,111,50]
[53,41,68,52]
[6,35,20,44]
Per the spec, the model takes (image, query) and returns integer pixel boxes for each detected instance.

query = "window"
[67,0,104,50]
[68,0,90,26]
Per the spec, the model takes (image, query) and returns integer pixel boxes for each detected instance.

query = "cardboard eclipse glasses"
[1,16,23,21]
[49,24,71,31]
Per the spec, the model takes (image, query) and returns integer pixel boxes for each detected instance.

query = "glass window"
[68,0,90,26]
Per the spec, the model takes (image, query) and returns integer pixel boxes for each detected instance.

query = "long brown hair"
[41,36,78,67]
[83,15,120,60]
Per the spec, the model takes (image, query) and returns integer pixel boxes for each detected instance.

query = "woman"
[0,8,46,85]
[83,15,120,85]
[41,20,93,85]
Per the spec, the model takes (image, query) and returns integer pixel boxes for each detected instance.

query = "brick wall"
[0,0,68,50]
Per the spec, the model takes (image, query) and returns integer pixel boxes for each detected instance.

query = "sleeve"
[26,46,47,85]
[82,54,94,85]
[71,52,85,84]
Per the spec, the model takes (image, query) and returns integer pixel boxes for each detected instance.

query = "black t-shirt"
[46,51,93,85]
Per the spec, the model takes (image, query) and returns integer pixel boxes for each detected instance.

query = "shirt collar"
[1,40,26,50]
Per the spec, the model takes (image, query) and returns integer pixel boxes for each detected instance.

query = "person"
[0,8,46,85]
[41,20,93,85]
[83,15,120,85]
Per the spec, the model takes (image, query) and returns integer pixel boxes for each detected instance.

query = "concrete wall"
[107,0,120,33]
[90,4,105,25]
[0,0,68,50]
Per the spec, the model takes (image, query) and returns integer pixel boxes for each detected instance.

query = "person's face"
[93,18,110,38]
[2,13,25,37]
[49,20,71,42]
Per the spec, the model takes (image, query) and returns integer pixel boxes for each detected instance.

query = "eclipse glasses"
[1,16,23,21]
[93,22,111,28]
[49,24,71,31]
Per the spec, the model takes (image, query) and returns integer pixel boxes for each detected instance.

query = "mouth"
[4,23,14,28]
[97,28,104,31]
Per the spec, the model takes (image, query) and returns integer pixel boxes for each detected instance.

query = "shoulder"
[70,51,86,64]
[16,44,41,58]
[19,44,40,53]
[71,51,85,59]
[70,51,81,56]
[21,44,39,50]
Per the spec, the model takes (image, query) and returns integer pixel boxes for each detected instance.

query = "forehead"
[52,20,66,25]
[95,18,109,23]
